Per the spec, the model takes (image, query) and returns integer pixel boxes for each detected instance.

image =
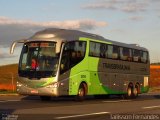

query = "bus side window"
[120,47,126,60]
[128,49,133,61]
[107,45,113,59]
[89,42,94,56]
[112,45,119,59]
[60,51,70,74]
[105,45,108,58]
[100,43,106,58]
[60,43,70,74]
[120,47,132,61]
[89,41,100,57]
[60,41,86,74]
[70,41,86,67]
[141,51,148,63]
[133,50,141,62]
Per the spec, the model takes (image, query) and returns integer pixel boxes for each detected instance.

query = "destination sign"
[29,42,56,47]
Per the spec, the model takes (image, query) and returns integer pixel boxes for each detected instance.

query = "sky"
[0,0,160,65]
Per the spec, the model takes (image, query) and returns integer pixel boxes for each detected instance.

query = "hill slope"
[0,64,18,91]
[0,64,18,74]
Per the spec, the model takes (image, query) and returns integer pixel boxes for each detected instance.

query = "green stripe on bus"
[79,37,112,44]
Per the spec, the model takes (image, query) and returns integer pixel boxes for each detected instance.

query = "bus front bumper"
[16,82,59,96]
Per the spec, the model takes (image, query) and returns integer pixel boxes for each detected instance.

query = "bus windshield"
[19,41,59,78]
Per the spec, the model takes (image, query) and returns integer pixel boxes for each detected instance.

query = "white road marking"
[142,105,160,109]
[55,112,110,119]
[103,100,132,103]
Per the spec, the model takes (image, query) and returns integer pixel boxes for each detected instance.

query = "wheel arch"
[135,82,141,94]
[79,81,88,95]
[128,82,134,89]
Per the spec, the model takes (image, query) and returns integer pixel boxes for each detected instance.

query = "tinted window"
[141,51,148,63]
[120,47,132,61]
[89,42,100,57]
[107,45,119,59]
[60,41,86,74]
[19,42,58,78]
[89,41,148,63]
[100,43,107,58]
[133,49,141,62]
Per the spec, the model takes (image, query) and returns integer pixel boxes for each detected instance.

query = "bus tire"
[133,85,139,98]
[124,86,133,99]
[75,83,87,101]
[40,96,51,101]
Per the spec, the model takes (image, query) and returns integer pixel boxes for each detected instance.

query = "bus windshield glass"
[19,41,59,78]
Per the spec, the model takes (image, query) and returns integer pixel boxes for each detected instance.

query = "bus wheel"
[40,96,51,101]
[76,83,86,101]
[133,85,139,98]
[124,86,133,99]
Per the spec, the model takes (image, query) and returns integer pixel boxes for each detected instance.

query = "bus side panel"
[68,71,90,95]
[97,58,150,94]
[88,57,126,95]
[88,57,111,95]
[68,55,89,96]
[58,71,70,96]
[58,68,90,96]
[58,39,89,96]
[98,72,126,94]
[131,61,150,93]
[97,58,129,94]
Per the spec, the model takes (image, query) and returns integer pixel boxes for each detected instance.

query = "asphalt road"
[0,93,160,120]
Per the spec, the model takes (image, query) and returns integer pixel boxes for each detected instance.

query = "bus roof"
[29,28,148,51]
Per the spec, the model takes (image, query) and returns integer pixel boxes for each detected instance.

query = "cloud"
[0,16,107,47]
[82,0,117,10]
[121,2,147,13]
[83,0,149,13]
[0,16,107,61]
[129,16,143,21]
[0,17,107,30]
[82,1,116,10]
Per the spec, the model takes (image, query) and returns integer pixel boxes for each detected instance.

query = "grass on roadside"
[0,89,17,94]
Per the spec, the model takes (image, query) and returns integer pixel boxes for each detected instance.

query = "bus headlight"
[17,82,22,87]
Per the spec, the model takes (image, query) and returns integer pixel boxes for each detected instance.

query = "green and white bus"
[10,28,150,100]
